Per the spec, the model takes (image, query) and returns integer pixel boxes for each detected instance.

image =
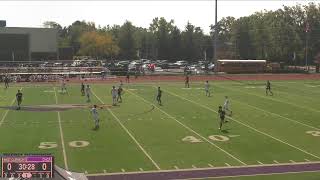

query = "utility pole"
[12,51,15,62]
[305,21,310,71]
[213,0,218,74]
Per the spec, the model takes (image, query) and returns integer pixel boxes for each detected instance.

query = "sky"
[0,0,314,35]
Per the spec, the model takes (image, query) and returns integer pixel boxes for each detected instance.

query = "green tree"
[118,21,137,59]
[67,21,96,54]
[79,31,119,59]
[149,17,174,60]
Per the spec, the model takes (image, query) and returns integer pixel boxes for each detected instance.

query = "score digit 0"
[42,163,47,170]
[7,163,12,171]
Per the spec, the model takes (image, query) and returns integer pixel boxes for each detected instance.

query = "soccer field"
[0,79,320,179]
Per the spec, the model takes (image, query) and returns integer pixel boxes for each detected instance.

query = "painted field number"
[182,135,233,143]
[38,142,58,149]
[208,135,230,142]
[39,141,89,149]
[182,136,203,143]
[69,141,90,148]
[306,131,320,137]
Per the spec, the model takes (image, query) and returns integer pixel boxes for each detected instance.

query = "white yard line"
[126,89,246,165]
[54,87,69,170]
[182,170,320,180]
[0,96,17,127]
[216,84,320,113]
[87,161,320,176]
[91,90,161,170]
[274,89,318,102]
[165,89,320,160]
[232,99,320,131]
[274,83,320,95]
[257,161,264,165]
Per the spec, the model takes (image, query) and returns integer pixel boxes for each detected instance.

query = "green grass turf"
[0,80,319,179]
[213,171,320,180]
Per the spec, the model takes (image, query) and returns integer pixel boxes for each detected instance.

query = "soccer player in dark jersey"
[81,83,85,96]
[156,87,162,105]
[16,89,23,110]
[4,76,9,89]
[126,74,130,83]
[218,106,226,130]
[266,80,273,96]
[117,86,123,103]
[185,75,190,88]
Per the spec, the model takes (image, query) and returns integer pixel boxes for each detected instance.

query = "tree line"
[44,3,320,65]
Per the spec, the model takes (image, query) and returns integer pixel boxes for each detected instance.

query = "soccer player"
[205,81,211,97]
[4,75,9,89]
[16,89,23,110]
[156,87,162,105]
[185,75,190,88]
[117,85,123,103]
[85,85,91,102]
[111,86,118,106]
[81,83,85,96]
[61,79,67,94]
[266,80,273,96]
[223,96,232,117]
[91,105,99,130]
[218,106,226,130]
[126,74,130,83]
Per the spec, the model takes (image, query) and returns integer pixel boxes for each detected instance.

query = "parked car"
[168,63,181,69]
[154,66,163,72]
[174,60,188,66]
[208,63,215,70]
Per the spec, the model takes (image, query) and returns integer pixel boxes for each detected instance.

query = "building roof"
[0,26,56,30]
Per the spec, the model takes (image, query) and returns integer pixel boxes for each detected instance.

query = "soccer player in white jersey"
[205,81,211,97]
[91,105,99,130]
[223,96,232,117]
[111,86,118,106]
[85,85,91,102]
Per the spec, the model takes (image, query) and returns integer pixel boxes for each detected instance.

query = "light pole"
[306,34,308,71]
[213,0,218,74]
[305,21,309,71]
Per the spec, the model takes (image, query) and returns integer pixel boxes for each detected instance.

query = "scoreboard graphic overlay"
[1,154,54,179]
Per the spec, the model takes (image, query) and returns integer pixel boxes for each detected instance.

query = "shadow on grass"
[221,129,230,134]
